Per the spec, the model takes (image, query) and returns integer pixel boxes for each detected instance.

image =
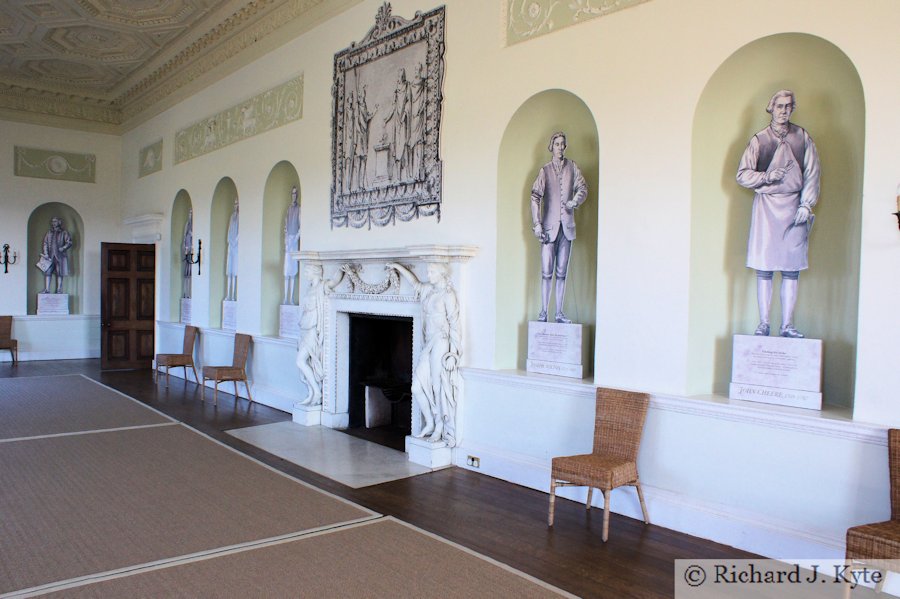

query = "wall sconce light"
[895,185,900,231]
[1,244,18,274]
[186,239,202,275]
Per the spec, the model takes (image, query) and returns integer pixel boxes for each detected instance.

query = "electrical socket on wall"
[466,455,480,468]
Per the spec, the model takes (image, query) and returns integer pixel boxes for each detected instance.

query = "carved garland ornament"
[339,263,401,294]
[330,3,446,229]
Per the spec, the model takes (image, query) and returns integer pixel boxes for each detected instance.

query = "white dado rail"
[289,245,478,468]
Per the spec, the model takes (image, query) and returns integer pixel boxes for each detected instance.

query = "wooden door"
[101,243,155,369]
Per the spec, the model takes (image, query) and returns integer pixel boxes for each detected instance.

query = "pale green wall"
[27,203,84,315]
[169,190,191,321]
[688,33,864,406]
[495,90,598,371]
[209,178,238,328]
[260,162,300,337]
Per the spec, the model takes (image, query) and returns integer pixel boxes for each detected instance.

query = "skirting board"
[452,441,844,559]
[155,364,296,414]
[0,349,100,362]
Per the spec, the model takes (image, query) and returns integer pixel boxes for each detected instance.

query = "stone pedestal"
[526,321,588,379]
[729,334,823,410]
[37,293,69,315]
[406,435,451,468]
[180,298,192,324]
[279,305,300,339]
[222,300,237,331]
[292,402,322,426]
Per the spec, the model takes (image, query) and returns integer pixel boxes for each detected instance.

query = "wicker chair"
[844,429,900,595]
[0,316,17,365]
[201,333,253,405]
[548,387,651,542]
[155,325,199,386]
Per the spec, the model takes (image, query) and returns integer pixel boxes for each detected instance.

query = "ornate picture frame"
[330,3,446,229]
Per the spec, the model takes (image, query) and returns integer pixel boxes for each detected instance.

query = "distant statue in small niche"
[296,264,346,406]
[37,216,73,294]
[386,261,462,447]
[530,131,588,324]
[736,89,820,339]
[182,209,193,299]
[225,197,239,301]
[282,187,301,304]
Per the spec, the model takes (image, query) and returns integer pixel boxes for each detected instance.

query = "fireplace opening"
[345,313,413,451]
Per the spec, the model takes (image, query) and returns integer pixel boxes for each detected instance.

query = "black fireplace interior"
[345,313,413,451]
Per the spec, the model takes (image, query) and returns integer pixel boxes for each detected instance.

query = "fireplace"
[346,314,413,450]
[289,245,477,468]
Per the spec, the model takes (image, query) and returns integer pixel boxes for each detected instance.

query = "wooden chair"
[843,429,900,596]
[155,325,199,387]
[201,333,253,406]
[0,316,18,365]
[548,387,651,542]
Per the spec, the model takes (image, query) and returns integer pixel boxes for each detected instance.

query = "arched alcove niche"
[687,33,864,407]
[260,162,301,337]
[169,190,192,322]
[27,203,85,315]
[209,178,239,329]
[495,89,599,370]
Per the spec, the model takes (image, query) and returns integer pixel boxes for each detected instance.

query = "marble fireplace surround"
[290,245,477,467]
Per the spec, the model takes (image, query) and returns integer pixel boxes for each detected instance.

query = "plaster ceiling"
[0,0,360,132]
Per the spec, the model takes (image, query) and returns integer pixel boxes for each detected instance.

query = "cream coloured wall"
[122,0,899,422]
[0,120,123,319]
[116,0,900,558]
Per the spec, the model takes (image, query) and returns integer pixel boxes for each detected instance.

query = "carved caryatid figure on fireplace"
[386,261,462,447]
[296,264,345,405]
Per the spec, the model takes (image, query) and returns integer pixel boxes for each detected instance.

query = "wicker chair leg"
[245,380,253,403]
[191,365,198,384]
[601,489,610,542]
[586,487,593,511]
[636,481,650,524]
[213,380,219,406]
[201,378,206,400]
[548,479,556,527]
[165,367,170,387]
[233,381,239,399]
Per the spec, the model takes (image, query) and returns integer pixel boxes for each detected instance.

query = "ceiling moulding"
[0,85,120,134]
[0,0,363,133]
[119,0,365,130]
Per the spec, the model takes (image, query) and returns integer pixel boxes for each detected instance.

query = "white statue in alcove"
[225,197,239,301]
[282,186,301,304]
[386,261,462,447]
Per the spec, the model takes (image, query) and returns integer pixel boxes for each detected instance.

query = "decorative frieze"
[14,146,96,183]
[173,75,304,164]
[506,0,651,45]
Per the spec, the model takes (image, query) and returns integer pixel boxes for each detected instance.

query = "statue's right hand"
[766,167,787,183]
[532,224,543,239]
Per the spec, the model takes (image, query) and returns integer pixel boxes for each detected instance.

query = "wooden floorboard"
[0,360,758,598]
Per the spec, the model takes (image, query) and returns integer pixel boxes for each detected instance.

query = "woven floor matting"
[0,375,172,440]
[39,518,570,598]
[0,424,375,595]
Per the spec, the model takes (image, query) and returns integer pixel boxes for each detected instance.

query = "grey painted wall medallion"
[15,147,96,183]
[330,3,446,229]
[139,139,163,178]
